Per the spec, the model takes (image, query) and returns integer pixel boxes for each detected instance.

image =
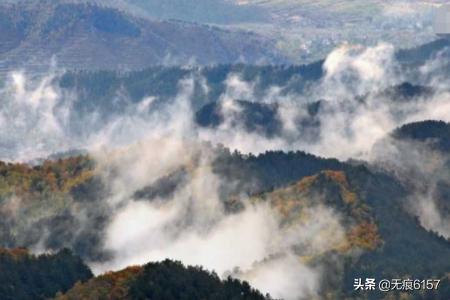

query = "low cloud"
[1,40,450,299]
[372,133,450,239]
[92,147,345,299]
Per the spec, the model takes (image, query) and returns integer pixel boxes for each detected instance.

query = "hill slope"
[56,259,271,300]
[0,248,92,300]
[0,122,449,298]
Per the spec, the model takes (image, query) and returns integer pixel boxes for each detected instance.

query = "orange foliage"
[347,222,382,251]
[56,266,143,300]
[0,155,96,200]
[0,248,30,260]
[294,174,317,193]
[323,171,348,187]
[323,171,358,205]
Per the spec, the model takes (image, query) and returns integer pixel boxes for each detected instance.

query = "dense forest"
[57,260,274,300]
[0,121,449,298]
[0,249,273,300]
[0,248,92,300]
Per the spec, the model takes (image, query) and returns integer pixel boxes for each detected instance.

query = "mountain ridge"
[0,2,287,75]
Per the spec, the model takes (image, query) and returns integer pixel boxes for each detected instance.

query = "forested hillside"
[56,260,273,300]
[0,248,92,300]
[0,121,449,299]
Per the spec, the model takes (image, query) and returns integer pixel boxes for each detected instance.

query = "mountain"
[0,247,271,299]
[0,248,92,300]
[0,156,108,261]
[392,120,450,152]
[55,63,324,116]
[0,0,440,70]
[195,100,281,137]
[228,120,450,299]
[239,121,450,299]
[0,2,287,75]
[111,0,438,63]
[52,63,439,149]
[228,1,437,63]
[396,38,450,66]
[0,149,344,261]
[55,259,272,300]
[242,148,450,299]
[1,2,450,299]
[117,0,268,24]
[0,121,450,298]
[51,34,450,114]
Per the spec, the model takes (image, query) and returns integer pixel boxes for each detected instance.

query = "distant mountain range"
[0,0,444,74]
[0,2,287,75]
[113,0,268,24]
